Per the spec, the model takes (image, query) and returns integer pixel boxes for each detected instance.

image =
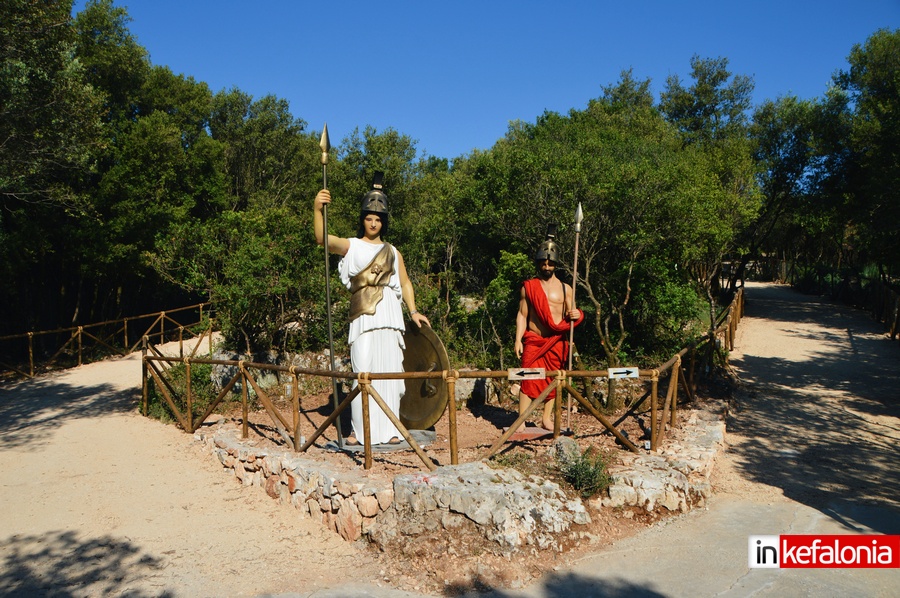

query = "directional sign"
[608,367,639,379]
[507,368,546,381]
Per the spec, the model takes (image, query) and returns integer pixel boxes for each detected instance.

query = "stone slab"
[324,429,436,453]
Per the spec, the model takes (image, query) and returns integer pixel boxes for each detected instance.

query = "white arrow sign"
[608,367,639,379]
[507,368,546,381]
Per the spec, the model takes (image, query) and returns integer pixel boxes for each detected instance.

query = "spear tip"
[319,123,331,165]
[574,202,584,232]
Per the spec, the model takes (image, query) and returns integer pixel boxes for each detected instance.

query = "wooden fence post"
[27,332,34,378]
[185,358,193,432]
[141,336,148,415]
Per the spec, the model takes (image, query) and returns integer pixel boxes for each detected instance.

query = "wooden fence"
[0,303,212,381]
[142,288,744,471]
[868,279,900,341]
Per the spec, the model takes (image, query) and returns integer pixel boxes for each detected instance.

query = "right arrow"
[608,367,640,379]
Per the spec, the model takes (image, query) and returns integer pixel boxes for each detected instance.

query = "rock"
[355,494,380,518]
[336,500,363,542]
[547,436,581,466]
[265,475,280,499]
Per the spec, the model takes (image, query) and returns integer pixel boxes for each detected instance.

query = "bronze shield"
[400,322,450,430]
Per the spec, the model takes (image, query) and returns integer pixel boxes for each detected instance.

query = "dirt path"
[0,346,396,597]
[2,282,898,597]
[718,280,900,514]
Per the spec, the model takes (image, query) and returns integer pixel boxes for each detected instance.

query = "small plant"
[489,451,533,470]
[558,446,611,499]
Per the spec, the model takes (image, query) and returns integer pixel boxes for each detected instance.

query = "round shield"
[400,322,451,430]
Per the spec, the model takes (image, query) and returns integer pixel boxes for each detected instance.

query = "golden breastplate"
[348,243,394,321]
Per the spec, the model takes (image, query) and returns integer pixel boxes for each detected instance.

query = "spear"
[319,123,344,446]
[567,203,583,431]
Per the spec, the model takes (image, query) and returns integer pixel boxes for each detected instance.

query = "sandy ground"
[1,281,898,597]
[716,281,900,514]
[0,348,386,597]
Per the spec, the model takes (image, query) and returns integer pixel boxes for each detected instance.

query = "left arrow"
[507,368,547,380]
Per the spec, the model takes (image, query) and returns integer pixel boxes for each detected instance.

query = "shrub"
[558,446,611,498]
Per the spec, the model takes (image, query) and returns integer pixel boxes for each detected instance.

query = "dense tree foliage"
[746,29,899,297]
[1,0,105,329]
[833,29,900,277]
[2,1,895,371]
[1,0,104,207]
[660,56,761,327]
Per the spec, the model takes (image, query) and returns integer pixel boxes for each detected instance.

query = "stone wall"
[199,431,391,542]
[197,430,591,551]
[195,400,726,550]
[598,401,727,512]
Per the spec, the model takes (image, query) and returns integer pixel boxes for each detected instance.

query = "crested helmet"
[360,171,388,215]
[534,223,560,264]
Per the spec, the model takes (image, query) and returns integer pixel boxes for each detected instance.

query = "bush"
[558,446,611,498]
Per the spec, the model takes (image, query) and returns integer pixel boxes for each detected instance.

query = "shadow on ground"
[0,530,169,597]
[728,283,900,533]
[450,572,666,597]
[0,378,138,450]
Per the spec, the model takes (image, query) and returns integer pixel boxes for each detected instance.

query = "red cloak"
[519,278,584,400]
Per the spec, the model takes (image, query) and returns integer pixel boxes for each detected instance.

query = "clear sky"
[72,0,899,161]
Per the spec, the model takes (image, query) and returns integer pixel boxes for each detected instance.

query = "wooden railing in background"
[0,303,212,381]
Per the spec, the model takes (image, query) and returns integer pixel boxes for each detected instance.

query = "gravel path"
[719,281,900,514]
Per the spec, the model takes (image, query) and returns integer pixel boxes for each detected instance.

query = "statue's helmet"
[534,223,560,264]
[360,171,388,215]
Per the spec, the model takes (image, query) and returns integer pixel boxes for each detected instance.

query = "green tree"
[573,95,716,365]
[659,55,754,145]
[337,126,421,238]
[835,28,900,276]
[443,71,723,369]
[768,30,900,294]
[209,90,314,210]
[151,93,326,354]
[0,0,105,332]
[743,96,817,283]
[73,0,148,123]
[0,0,103,207]
[69,63,225,324]
[153,208,314,355]
[660,56,760,329]
[481,251,533,369]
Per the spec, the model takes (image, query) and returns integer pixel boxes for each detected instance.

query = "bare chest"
[542,281,565,307]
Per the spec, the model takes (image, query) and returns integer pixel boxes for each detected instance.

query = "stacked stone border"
[194,398,726,551]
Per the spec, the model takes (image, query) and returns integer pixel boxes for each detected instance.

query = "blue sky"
[73,1,899,160]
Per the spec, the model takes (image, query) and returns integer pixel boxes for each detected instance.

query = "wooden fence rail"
[142,288,745,471]
[870,280,900,341]
[0,303,212,381]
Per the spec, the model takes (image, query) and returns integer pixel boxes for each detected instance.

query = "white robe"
[339,238,406,444]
